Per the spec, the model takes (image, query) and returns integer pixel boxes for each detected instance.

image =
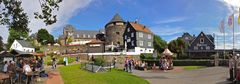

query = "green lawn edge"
[58,64,149,84]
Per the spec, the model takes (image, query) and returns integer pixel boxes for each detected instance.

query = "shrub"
[173,60,214,66]
[94,57,106,66]
[140,53,154,60]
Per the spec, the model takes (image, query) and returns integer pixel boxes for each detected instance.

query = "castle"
[58,13,154,54]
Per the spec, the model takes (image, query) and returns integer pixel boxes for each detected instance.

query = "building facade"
[179,32,215,58]
[123,22,154,54]
[59,25,99,46]
[10,40,35,53]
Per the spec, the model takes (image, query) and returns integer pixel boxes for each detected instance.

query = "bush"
[140,53,154,60]
[94,57,106,66]
[142,59,226,67]
[173,60,214,66]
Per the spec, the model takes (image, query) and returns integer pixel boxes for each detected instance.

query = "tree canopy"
[168,38,185,58]
[0,36,4,51]
[153,35,168,54]
[37,29,54,45]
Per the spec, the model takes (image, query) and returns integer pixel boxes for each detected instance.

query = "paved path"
[45,70,64,84]
[133,67,232,84]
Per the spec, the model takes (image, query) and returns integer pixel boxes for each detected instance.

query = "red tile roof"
[129,22,152,34]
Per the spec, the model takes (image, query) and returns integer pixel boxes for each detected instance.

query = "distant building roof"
[129,22,152,34]
[16,40,34,48]
[73,30,98,39]
[87,39,104,44]
[109,13,124,23]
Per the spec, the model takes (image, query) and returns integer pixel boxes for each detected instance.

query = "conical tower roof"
[109,13,124,23]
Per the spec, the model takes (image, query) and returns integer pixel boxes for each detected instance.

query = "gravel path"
[132,67,232,84]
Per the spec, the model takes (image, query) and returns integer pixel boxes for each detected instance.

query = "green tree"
[0,0,62,26]
[168,38,185,58]
[0,36,4,51]
[37,29,54,45]
[153,35,167,54]
[7,28,28,49]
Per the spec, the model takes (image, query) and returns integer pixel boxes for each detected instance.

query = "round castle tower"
[105,13,126,46]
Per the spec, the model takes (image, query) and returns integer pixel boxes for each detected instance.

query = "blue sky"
[0,0,239,49]
[53,0,231,47]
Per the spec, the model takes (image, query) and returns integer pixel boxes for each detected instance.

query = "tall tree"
[0,36,4,51]
[153,35,168,54]
[7,28,28,49]
[37,29,54,45]
[168,38,185,58]
[0,0,62,49]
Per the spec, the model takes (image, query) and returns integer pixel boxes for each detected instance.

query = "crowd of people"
[124,57,135,73]
[1,57,45,83]
[159,57,173,70]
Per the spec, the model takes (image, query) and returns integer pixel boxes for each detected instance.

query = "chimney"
[135,19,139,23]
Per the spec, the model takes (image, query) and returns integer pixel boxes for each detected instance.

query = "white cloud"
[154,17,188,24]
[151,25,184,36]
[0,0,93,43]
[218,0,240,15]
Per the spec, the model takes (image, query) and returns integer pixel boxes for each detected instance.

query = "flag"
[219,20,224,33]
[228,14,234,28]
[238,8,240,25]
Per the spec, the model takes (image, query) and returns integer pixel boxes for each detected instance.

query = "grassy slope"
[59,64,149,84]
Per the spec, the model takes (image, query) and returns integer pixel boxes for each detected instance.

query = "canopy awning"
[162,48,173,56]
[10,49,33,57]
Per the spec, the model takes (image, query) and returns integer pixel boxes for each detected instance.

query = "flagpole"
[224,25,226,59]
[233,14,235,55]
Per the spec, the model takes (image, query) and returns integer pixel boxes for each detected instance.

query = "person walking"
[124,58,129,72]
[229,54,234,81]
[113,57,117,68]
[52,58,57,69]
[128,59,132,73]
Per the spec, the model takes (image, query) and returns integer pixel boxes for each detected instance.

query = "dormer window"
[200,38,204,43]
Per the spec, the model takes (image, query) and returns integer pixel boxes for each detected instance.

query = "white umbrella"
[162,48,173,56]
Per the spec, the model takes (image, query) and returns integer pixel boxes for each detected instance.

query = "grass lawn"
[182,66,207,70]
[59,64,149,84]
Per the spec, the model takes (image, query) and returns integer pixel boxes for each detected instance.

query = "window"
[83,34,86,38]
[116,32,120,35]
[93,35,96,38]
[139,32,143,37]
[148,42,152,47]
[194,46,198,50]
[131,33,134,37]
[131,41,134,46]
[77,34,79,38]
[127,28,130,32]
[127,38,131,42]
[148,34,152,39]
[206,46,210,50]
[200,38,204,43]
[139,41,143,46]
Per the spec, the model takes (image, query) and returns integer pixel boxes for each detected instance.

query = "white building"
[10,40,35,53]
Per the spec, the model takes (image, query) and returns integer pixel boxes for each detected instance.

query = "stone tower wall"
[105,22,126,46]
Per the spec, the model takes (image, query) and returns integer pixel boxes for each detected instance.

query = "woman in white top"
[2,61,8,73]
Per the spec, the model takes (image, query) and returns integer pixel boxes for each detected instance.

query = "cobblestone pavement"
[132,67,232,84]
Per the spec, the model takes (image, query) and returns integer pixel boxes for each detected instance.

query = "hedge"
[142,59,228,66]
